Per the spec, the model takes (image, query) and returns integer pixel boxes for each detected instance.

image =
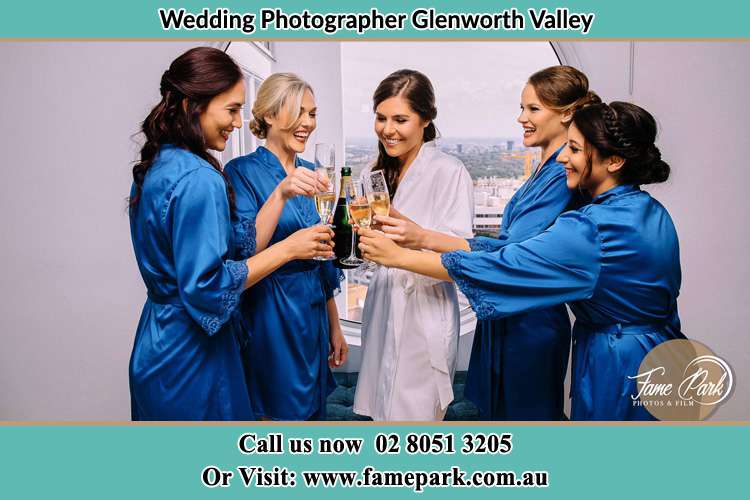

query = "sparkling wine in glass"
[368,191,390,217]
[349,201,372,229]
[312,169,338,261]
[340,180,369,266]
[314,192,336,224]
[367,170,391,226]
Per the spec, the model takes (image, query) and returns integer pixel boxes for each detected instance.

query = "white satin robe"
[353,141,475,421]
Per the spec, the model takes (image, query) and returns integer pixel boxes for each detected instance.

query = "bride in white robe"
[353,140,474,421]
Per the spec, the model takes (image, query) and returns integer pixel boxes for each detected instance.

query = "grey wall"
[1,41,748,420]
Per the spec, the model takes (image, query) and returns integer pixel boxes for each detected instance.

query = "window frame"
[219,41,275,164]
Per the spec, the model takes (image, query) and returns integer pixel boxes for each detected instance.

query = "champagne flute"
[347,180,378,271]
[314,143,336,189]
[313,171,338,261]
[340,179,366,266]
[367,170,390,227]
[347,180,372,230]
[313,143,337,261]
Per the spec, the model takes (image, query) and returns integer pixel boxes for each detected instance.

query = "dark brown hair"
[130,46,242,210]
[572,101,670,186]
[372,69,437,196]
[528,65,600,114]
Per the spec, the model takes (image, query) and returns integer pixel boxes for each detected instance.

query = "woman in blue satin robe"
[128,49,335,421]
[360,101,684,420]
[224,73,345,421]
[465,66,602,420]
[465,145,575,420]
[130,146,252,420]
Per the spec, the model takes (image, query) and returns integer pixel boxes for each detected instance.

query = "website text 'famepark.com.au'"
[202,464,549,493]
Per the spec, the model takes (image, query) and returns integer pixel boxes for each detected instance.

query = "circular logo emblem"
[629,339,734,420]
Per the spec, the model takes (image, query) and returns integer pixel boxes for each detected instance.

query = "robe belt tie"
[268,263,328,307]
[147,292,182,306]
[273,261,320,275]
[576,322,665,338]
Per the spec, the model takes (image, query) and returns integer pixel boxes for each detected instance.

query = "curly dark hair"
[572,101,670,186]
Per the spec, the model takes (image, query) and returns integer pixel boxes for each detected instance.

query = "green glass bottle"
[333,167,360,269]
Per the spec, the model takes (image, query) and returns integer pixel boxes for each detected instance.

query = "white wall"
[271,42,345,166]
[0,42,201,420]
[565,41,750,420]
[0,41,347,421]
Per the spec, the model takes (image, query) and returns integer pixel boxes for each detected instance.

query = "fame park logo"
[628,339,734,420]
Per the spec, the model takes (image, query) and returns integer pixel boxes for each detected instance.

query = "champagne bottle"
[333,166,360,269]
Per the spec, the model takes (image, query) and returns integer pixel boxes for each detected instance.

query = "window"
[338,41,559,324]
[220,72,264,164]
[222,42,274,164]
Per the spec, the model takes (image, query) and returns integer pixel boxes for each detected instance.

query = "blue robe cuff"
[441,251,494,321]
[200,260,248,335]
[468,236,499,252]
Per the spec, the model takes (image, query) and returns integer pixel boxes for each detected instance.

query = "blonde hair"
[248,73,314,139]
[528,65,600,115]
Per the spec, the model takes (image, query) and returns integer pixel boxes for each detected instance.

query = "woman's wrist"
[418,228,433,251]
[276,239,296,262]
[395,247,416,270]
[274,184,289,202]
[421,230,470,253]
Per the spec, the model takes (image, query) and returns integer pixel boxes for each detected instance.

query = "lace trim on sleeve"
[233,217,257,259]
[199,260,248,336]
[468,237,498,252]
[441,251,495,321]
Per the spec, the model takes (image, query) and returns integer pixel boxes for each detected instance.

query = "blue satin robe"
[129,145,255,421]
[443,184,684,420]
[465,146,579,420]
[224,146,341,420]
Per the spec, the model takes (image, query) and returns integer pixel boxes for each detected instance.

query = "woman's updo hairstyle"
[248,73,313,139]
[572,101,670,185]
[371,69,438,196]
[528,65,601,116]
[131,46,242,209]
